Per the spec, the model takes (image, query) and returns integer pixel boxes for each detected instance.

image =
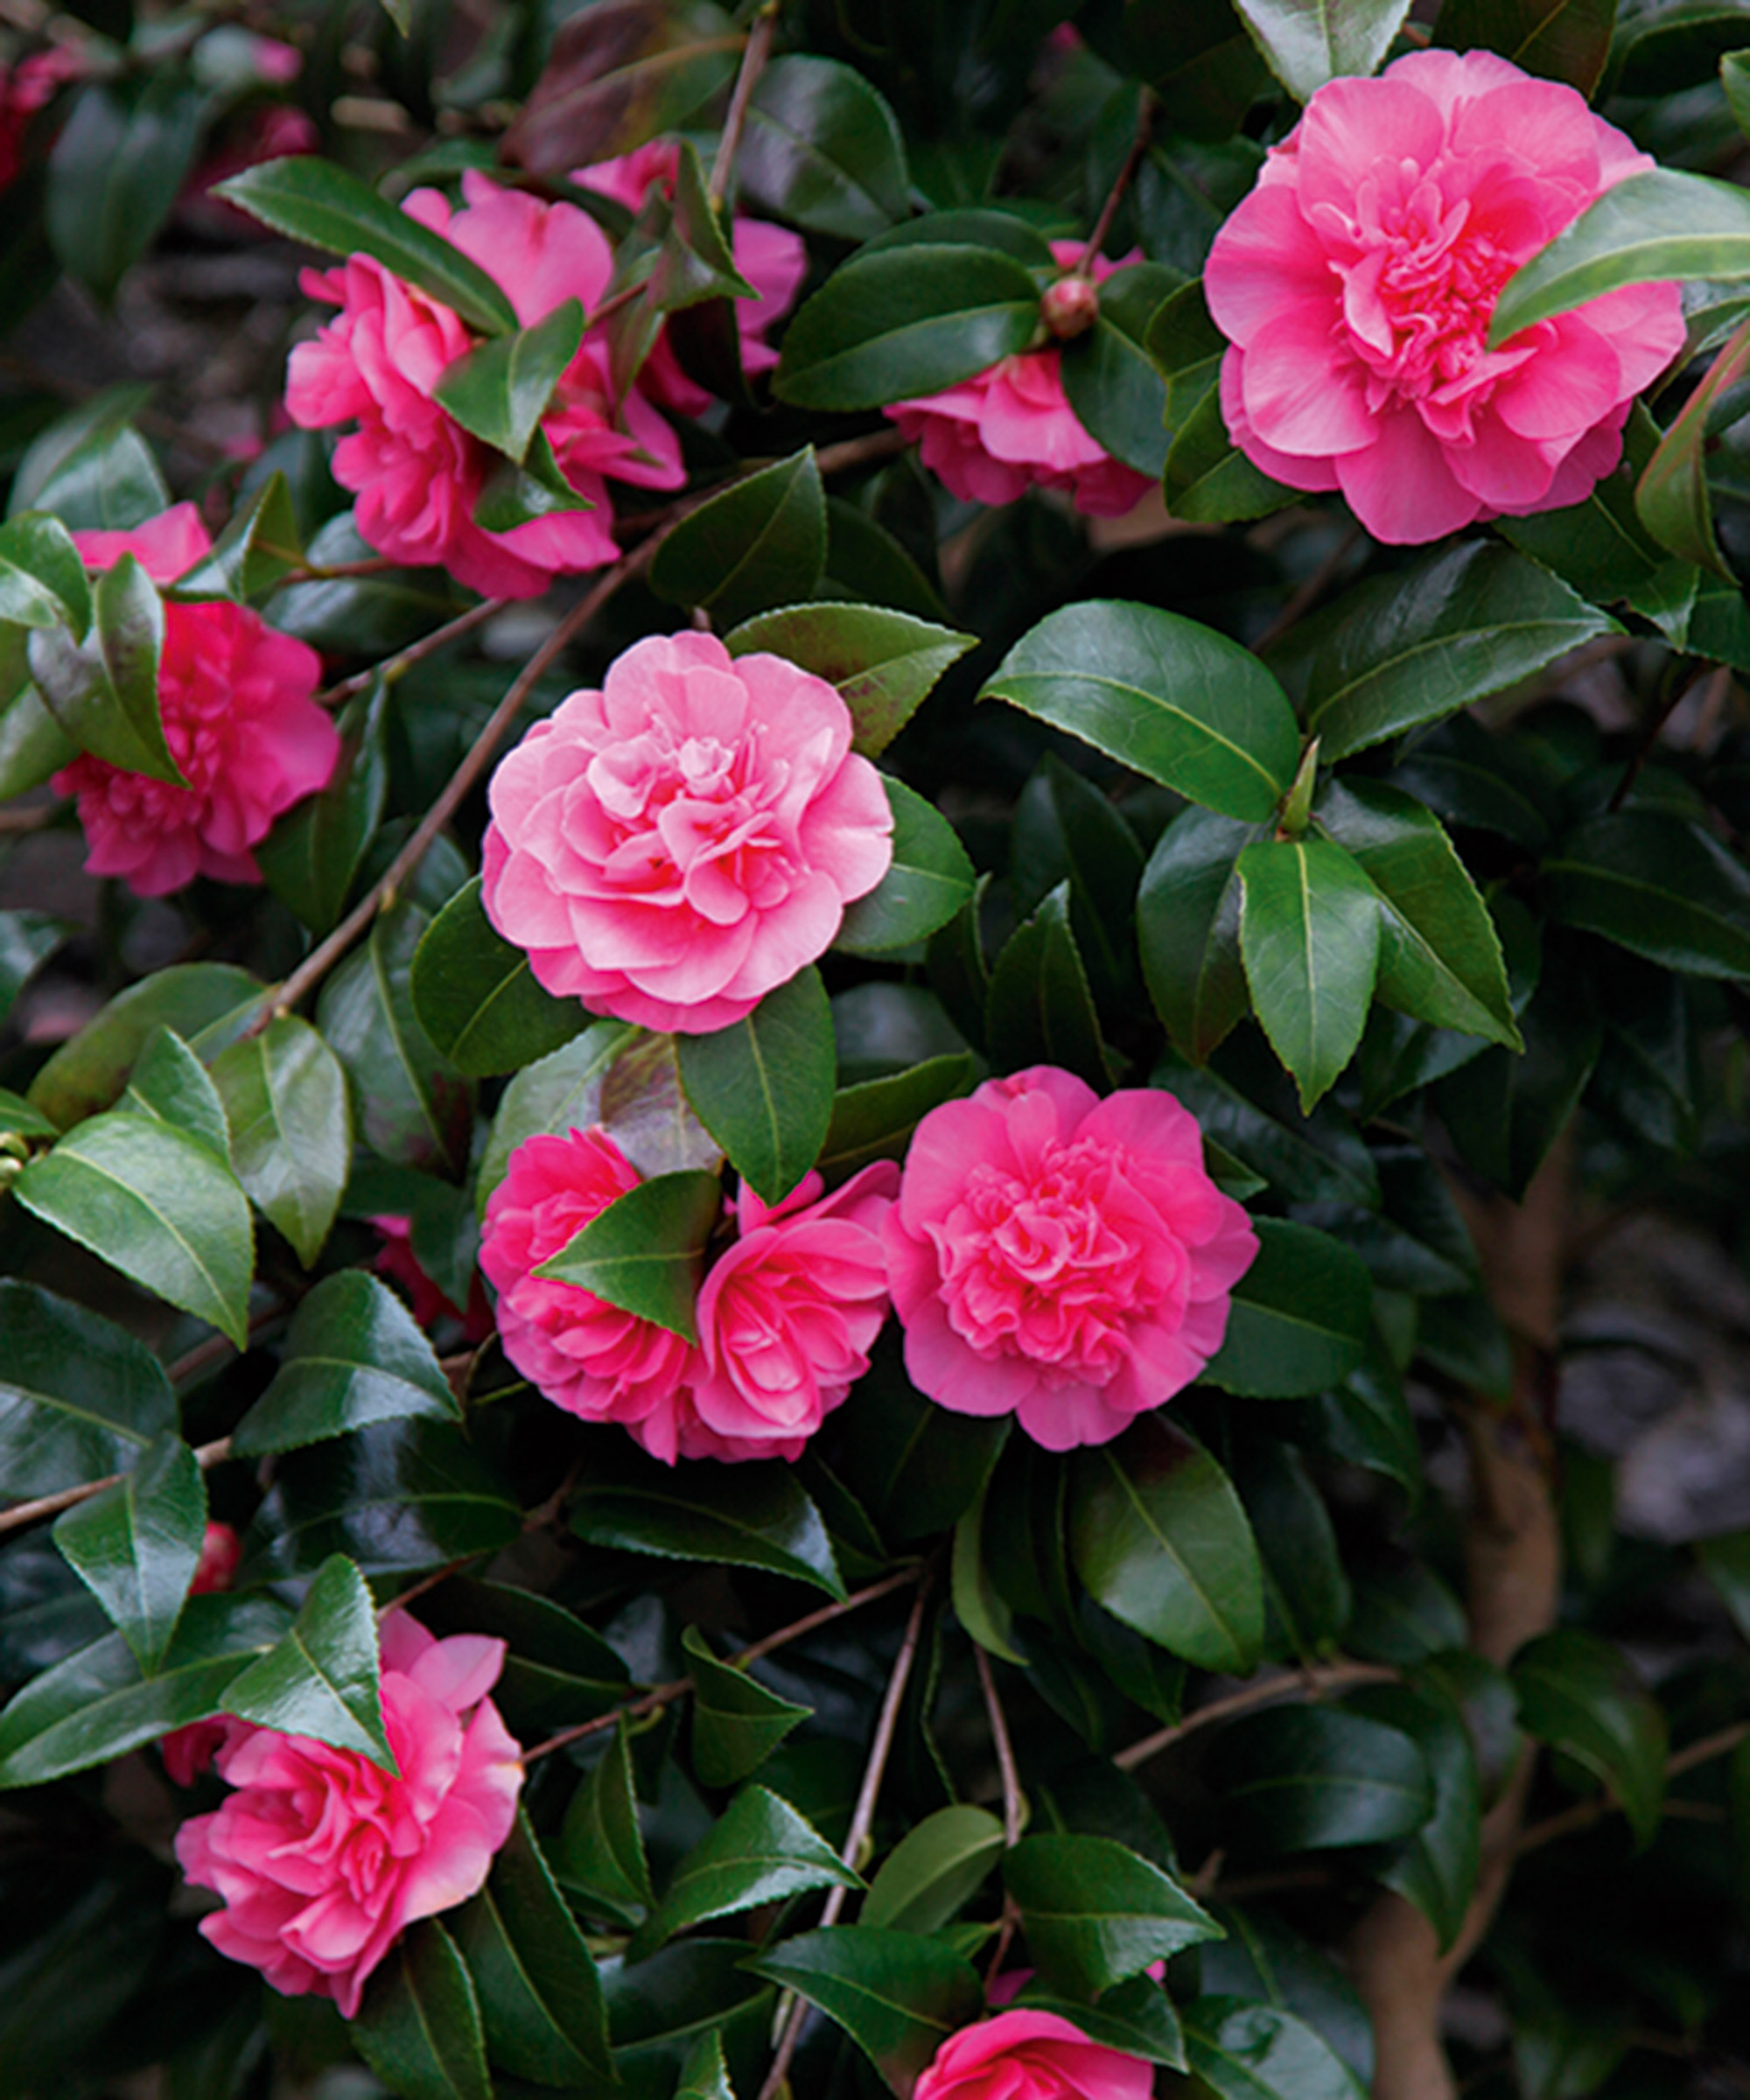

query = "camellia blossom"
[481,631,892,1035]
[52,505,338,897]
[480,1125,898,1463]
[886,242,1155,517]
[1202,49,1687,543]
[286,171,686,598]
[160,1522,247,1788]
[0,44,81,193]
[174,1611,522,2019]
[914,2011,1154,2100]
[883,1067,1258,1451]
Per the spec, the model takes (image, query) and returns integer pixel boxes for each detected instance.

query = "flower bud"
[1040,273,1099,340]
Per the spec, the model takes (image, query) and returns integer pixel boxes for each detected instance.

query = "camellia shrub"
[5,0,1750,2096]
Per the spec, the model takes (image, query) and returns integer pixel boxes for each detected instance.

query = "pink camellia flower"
[52,505,338,897]
[0,44,82,192]
[371,1214,494,1342]
[1202,49,1686,543]
[161,1522,247,1788]
[914,2011,1154,2100]
[480,1124,897,1463]
[573,141,808,412]
[883,1067,1258,1451]
[480,631,892,1035]
[286,171,686,599]
[174,1610,522,2019]
[886,243,1154,517]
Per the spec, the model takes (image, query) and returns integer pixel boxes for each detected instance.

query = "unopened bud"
[1040,273,1099,340]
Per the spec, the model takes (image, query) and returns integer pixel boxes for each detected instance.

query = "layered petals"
[915,2011,1156,2100]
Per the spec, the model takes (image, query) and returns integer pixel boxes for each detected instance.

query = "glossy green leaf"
[1183,1997,1368,2100]
[677,966,834,1205]
[1544,809,1750,977]
[353,1921,493,2100]
[1298,543,1618,761]
[233,1270,460,1456]
[861,1806,1005,1933]
[1235,1442,1350,1662]
[0,684,76,799]
[724,601,976,759]
[775,244,1044,410]
[816,1054,977,1183]
[478,1019,640,1215]
[433,299,584,463]
[981,601,1299,822]
[1238,836,1381,1111]
[1512,1628,1668,1848]
[0,1282,175,1499]
[29,550,179,783]
[746,1927,984,2097]
[0,510,89,631]
[646,1784,858,1948]
[116,1026,228,1164]
[46,75,207,302]
[1138,809,1258,1063]
[1229,0,1414,99]
[984,881,1110,1092]
[1432,0,1615,91]
[828,1331,1010,1544]
[1004,1833,1222,2000]
[676,2031,738,2100]
[606,1937,775,2100]
[1347,1676,1481,1951]
[1218,1705,1434,1852]
[1728,46,1750,137]
[535,1167,723,1344]
[1285,1355,1421,1502]
[257,682,388,936]
[10,388,170,531]
[1636,311,1750,574]
[1060,263,1180,477]
[1165,383,1299,522]
[0,1088,58,1141]
[211,1015,351,1268]
[738,56,910,240]
[1012,752,1145,1005]
[683,1627,811,1788]
[222,1552,392,1768]
[172,472,304,602]
[1205,1217,1373,1397]
[1124,0,1268,136]
[215,157,517,334]
[418,1578,631,1742]
[570,1438,845,1598]
[836,780,976,956]
[1070,1416,1264,1675]
[410,875,589,1079]
[555,1718,654,1928]
[52,1432,206,1671]
[600,136,754,396]
[15,1111,253,1348]
[650,449,827,627]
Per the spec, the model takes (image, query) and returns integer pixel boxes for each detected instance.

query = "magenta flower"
[883,1068,1258,1451]
[480,631,892,1035]
[886,244,1154,517]
[52,505,338,898]
[914,2011,1154,2100]
[285,172,686,598]
[160,1522,247,1788]
[174,1612,522,2019]
[1203,49,1686,543]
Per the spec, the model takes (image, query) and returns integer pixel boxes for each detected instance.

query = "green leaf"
[981,601,1300,822]
[119,1026,229,1162]
[1165,383,1299,523]
[1138,809,1258,1063]
[352,1921,493,2100]
[1124,0,1269,137]
[1015,1975,1188,2067]
[775,244,1044,410]
[1204,1217,1372,1397]
[861,1806,1006,1933]
[645,1784,858,1950]
[478,1020,639,1217]
[1183,1997,1367,2100]
[1432,0,1615,91]
[473,428,597,532]
[0,510,90,631]
[233,1270,461,1456]
[452,1811,614,2089]
[418,1578,631,1742]
[215,157,517,335]
[677,967,835,1206]
[745,1927,984,2097]
[570,1438,845,1598]
[600,137,755,396]
[29,550,182,784]
[1490,168,1750,346]
[683,1627,811,1788]
[0,1592,291,1788]
[829,1330,1010,1544]
[1636,311,1750,574]
[52,1432,206,1671]
[10,387,170,531]
[1296,543,1619,762]
[555,1718,654,1927]
[724,602,976,759]
[739,56,911,241]
[0,684,76,799]
[1544,809,1750,977]
[211,1016,352,1269]
[1347,1676,1481,1952]
[0,1088,59,1141]
[1511,1628,1668,1848]
[650,450,828,627]
[1234,1442,1350,1663]
[534,1167,723,1344]
[1229,0,1414,100]
[1314,779,1518,1046]
[836,780,976,956]
[606,1938,776,2100]
[0,1281,175,1499]
[410,875,590,1079]
[1060,263,1181,477]
[816,1054,978,1184]
[46,75,207,302]
[15,1111,254,1348]
[1012,753,1145,1005]
[257,681,388,936]
[172,472,304,602]
[433,299,584,463]
[1238,836,1381,1111]
[677,2032,738,2100]
[1698,1530,1750,1643]
[223,1552,393,1768]
[1217,1705,1435,1852]
[1728,46,1750,137]
[1004,1834,1222,2000]
[984,881,1111,1092]
[1069,1415,1264,1675]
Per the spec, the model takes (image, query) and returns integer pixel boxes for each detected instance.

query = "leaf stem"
[1111,1658,1397,1771]
[1077,88,1156,275]
[710,0,780,206]
[315,598,507,709]
[1516,1719,1750,1854]
[0,1437,232,1538]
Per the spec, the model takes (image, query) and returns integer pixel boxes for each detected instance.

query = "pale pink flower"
[914,2011,1154,2100]
[286,171,685,599]
[480,1124,898,1464]
[174,1611,522,2019]
[52,505,338,898]
[1202,48,1686,543]
[572,141,808,410]
[886,243,1154,517]
[480,631,892,1035]
[161,1522,247,1788]
[883,1068,1258,1452]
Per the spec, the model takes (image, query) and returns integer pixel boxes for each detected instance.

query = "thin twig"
[381,1557,478,1621]
[710,0,780,206]
[0,1437,233,1537]
[757,1573,935,2100]
[0,804,58,833]
[1112,1659,1397,1771]
[316,598,506,708]
[1516,1720,1750,1855]
[1078,88,1157,274]
[1609,660,1725,812]
[1252,522,1364,655]
[975,1646,1023,1847]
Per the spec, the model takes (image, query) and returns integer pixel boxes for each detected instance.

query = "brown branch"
[1251,522,1364,655]
[316,598,506,710]
[1609,661,1727,813]
[710,0,780,206]
[1079,88,1157,274]
[1516,1721,1750,1856]
[1111,1659,1397,1771]
[975,1646,1024,1847]
[0,1436,233,1538]
[0,803,58,833]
